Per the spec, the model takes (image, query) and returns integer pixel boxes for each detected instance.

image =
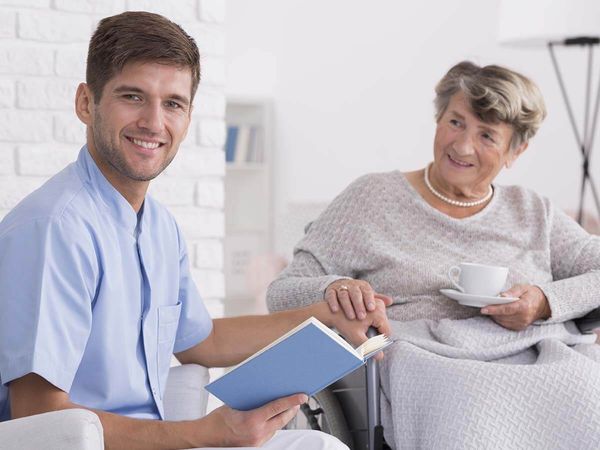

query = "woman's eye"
[450,119,460,127]
[482,133,495,143]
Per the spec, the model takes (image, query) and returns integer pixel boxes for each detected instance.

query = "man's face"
[87,61,192,185]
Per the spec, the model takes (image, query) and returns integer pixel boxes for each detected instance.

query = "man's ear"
[505,141,528,169]
[75,83,94,126]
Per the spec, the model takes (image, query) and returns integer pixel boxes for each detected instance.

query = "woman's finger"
[337,287,356,319]
[361,285,376,311]
[324,288,340,313]
[348,284,366,319]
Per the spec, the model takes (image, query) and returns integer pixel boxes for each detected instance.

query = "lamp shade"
[498,0,600,46]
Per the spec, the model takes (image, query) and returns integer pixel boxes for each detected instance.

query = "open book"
[204,317,393,411]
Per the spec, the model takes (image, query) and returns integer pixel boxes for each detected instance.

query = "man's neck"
[86,145,149,213]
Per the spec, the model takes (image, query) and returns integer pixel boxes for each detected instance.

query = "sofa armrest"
[163,364,210,421]
[0,408,103,450]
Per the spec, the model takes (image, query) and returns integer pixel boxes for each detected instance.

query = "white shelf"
[224,99,274,313]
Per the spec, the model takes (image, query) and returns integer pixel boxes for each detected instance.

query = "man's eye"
[166,100,182,109]
[124,94,141,101]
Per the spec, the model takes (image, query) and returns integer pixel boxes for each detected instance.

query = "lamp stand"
[548,37,600,225]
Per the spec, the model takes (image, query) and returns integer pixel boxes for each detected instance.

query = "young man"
[0,11,390,450]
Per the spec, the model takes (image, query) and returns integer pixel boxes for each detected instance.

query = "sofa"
[0,364,209,450]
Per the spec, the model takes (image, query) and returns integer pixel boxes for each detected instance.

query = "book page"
[357,334,394,359]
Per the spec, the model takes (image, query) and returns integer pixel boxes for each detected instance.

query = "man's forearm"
[194,302,331,368]
[10,372,223,450]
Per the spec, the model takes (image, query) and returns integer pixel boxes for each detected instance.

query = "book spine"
[225,126,238,162]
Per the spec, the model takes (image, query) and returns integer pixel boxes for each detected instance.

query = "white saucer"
[439,289,519,308]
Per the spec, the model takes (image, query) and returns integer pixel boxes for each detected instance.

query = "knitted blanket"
[380,317,600,449]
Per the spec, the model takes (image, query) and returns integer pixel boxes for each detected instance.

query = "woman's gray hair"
[434,61,547,149]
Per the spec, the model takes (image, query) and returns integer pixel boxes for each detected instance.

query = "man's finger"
[268,404,301,430]
[374,293,394,306]
[370,311,392,336]
[258,394,307,420]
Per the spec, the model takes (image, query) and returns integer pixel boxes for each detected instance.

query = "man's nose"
[137,103,164,133]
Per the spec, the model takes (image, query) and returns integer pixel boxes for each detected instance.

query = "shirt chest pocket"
[157,302,182,397]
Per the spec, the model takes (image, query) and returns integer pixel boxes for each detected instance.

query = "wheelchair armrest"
[574,307,600,333]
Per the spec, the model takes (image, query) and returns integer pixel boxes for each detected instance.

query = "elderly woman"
[267,61,600,448]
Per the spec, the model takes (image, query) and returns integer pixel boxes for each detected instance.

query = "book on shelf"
[204,317,394,411]
[225,126,238,162]
[234,125,251,164]
[225,124,263,164]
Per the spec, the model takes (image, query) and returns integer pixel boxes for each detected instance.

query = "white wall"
[0,0,227,317]
[226,0,599,246]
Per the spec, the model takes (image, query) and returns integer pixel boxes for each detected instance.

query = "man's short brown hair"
[86,11,201,103]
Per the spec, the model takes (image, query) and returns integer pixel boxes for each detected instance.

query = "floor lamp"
[498,0,600,225]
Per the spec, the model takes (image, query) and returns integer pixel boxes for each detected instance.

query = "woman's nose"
[137,103,164,133]
[453,132,475,155]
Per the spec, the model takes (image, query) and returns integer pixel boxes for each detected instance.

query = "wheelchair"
[288,329,388,450]
[288,313,600,450]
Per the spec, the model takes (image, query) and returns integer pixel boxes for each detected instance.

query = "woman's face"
[432,92,526,195]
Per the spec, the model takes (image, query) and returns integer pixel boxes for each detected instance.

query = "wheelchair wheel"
[286,389,353,448]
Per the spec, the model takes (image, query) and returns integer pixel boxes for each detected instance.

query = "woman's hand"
[325,279,393,320]
[480,284,551,331]
[328,297,391,360]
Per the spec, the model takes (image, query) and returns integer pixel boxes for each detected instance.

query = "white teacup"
[447,262,508,297]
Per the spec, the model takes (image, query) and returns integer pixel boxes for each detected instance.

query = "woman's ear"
[75,83,94,126]
[505,141,528,169]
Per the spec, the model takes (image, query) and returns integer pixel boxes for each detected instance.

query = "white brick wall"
[0,1,226,318]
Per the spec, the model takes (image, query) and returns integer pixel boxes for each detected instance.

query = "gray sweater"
[266,171,600,323]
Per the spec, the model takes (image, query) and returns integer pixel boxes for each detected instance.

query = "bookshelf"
[224,99,273,316]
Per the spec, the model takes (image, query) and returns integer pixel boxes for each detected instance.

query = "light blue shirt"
[0,146,212,421]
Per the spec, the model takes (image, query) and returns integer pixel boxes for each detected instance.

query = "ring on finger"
[338,285,349,293]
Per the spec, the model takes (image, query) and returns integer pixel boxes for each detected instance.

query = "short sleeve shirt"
[0,146,213,420]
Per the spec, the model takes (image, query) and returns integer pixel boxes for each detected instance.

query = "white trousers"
[193,430,349,449]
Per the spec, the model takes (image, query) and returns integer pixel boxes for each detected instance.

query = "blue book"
[204,317,393,411]
[225,126,238,162]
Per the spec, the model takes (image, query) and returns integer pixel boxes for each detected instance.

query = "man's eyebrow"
[113,85,144,95]
[113,85,191,106]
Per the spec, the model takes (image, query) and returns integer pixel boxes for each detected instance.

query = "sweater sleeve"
[266,174,377,312]
[265,247,351,312]
[537,205,600,322]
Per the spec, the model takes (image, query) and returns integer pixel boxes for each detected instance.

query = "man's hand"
[325,279,393,320]
[481,284,551,331]
[328,297,391,360]
[202,393,306,447]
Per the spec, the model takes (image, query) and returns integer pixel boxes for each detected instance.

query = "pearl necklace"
[423,163,493,208]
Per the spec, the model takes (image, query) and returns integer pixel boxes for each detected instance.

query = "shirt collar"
[76,145,139,236]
